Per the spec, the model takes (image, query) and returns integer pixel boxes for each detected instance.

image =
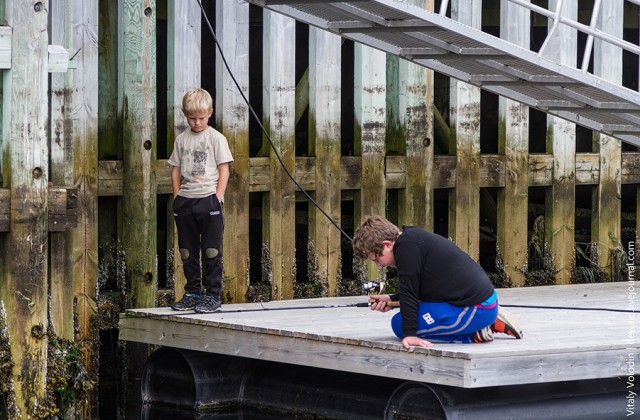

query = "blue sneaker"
[171,293,202,311]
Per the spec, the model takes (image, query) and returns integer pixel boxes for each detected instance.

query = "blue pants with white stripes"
[390,291,499,344]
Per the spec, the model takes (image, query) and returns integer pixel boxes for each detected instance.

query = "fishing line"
[187,2,634,318]
[195,0,353,242]
[500,304,635,314]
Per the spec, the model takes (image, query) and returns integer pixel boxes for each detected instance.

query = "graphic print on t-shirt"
[192,150,207,179]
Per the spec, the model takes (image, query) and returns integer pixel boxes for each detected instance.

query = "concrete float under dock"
[120,282,638,418]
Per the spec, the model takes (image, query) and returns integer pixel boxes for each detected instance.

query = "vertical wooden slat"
[592,0,623,277]
[544,0,577,285]
[264,10,296,300]
[70,0,100,415]
[98,0,121,160]
[49,0,74,340]
[167,0,201,301]
[121,0,157,308]
[355,44,387,277]
[497,0,529,286]
[448,0,481,260]
[0,0,50,415]
[217,0,251,303]
[399,0,433,231]
[309,27,341,296]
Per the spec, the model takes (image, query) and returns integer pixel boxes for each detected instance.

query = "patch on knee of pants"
[209,211,221,216]
[206,248,219,259]
[180,248,190,261]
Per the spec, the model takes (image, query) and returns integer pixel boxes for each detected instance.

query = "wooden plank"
[216,0,251,303]
[309,27,342,296]
[575,153,600,184]
[528,154,553,186]
[545,0,577,285]
[355,44,387,220]
[0,0,50,415]
[119,282,637,389]
[399,0,433,230]
[0,26,11,69]
[49,0,74,342]
[264,10,296,300]
[592,1,623,278]
[120,0,157,308]
[497,1,529,286]
[355,43,387,278]
[97,151,640,197]
[448,0,482,260]
[168,0,201,301]
[622,152,640,184]
[68,0,100,415]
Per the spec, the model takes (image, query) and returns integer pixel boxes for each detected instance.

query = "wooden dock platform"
[119,282,638,389]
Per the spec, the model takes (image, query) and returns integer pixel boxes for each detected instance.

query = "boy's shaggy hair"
[352,216,400,260]
[182,88,213,116]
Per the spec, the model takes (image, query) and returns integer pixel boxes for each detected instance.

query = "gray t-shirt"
[168,126,234,198]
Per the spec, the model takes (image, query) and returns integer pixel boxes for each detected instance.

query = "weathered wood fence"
[0,0,638,417]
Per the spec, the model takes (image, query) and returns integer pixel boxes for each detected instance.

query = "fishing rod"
[140,280,634,317]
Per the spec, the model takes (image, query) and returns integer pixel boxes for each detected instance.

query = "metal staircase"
[246,0,640,147]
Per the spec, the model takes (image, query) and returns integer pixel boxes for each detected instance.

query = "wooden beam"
[264,10,296,300]
[545,0,577,285]
[355,43,387,278]
[497,0,530,287]
[168,0,201,302]
[97,151,640,197]
[49,0,75,344]
[591,1,623,277]
[0,26,11,69]
[0,0,50,415]
[309,27,342,296]
[398,0,433,231]
[67,0,100,415]
[120,0,158,308]
[449,0,482,260]
[216,0,251,303]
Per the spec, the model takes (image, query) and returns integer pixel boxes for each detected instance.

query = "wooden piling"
[309,28,342,296]
[544,0,577,285]
[355,44,387,277]
[121,0,158,308]
[592,1,623,277]
[216,0,251,303]
[264,10,296,300]
[395,0,433,231]
[0,0,50,416]
[449,0,482,261]
[49,0,75,340]
[167,0,201,300]
[497,1,530,286]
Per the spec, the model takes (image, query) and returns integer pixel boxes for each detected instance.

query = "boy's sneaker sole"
[492,308,524,339]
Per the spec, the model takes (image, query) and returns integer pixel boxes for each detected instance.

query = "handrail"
[508,0,640,73]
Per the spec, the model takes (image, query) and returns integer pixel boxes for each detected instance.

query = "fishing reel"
[361,280,386,295]
[361,280,400,308]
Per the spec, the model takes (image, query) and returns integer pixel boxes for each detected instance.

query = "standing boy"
[352,215,523,348]
[169,88,233,313]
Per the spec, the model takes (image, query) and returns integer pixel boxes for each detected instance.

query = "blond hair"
[182,88,213,116]
[352,216,400,260]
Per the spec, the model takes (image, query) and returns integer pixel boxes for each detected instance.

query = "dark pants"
[173,194,224,297]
